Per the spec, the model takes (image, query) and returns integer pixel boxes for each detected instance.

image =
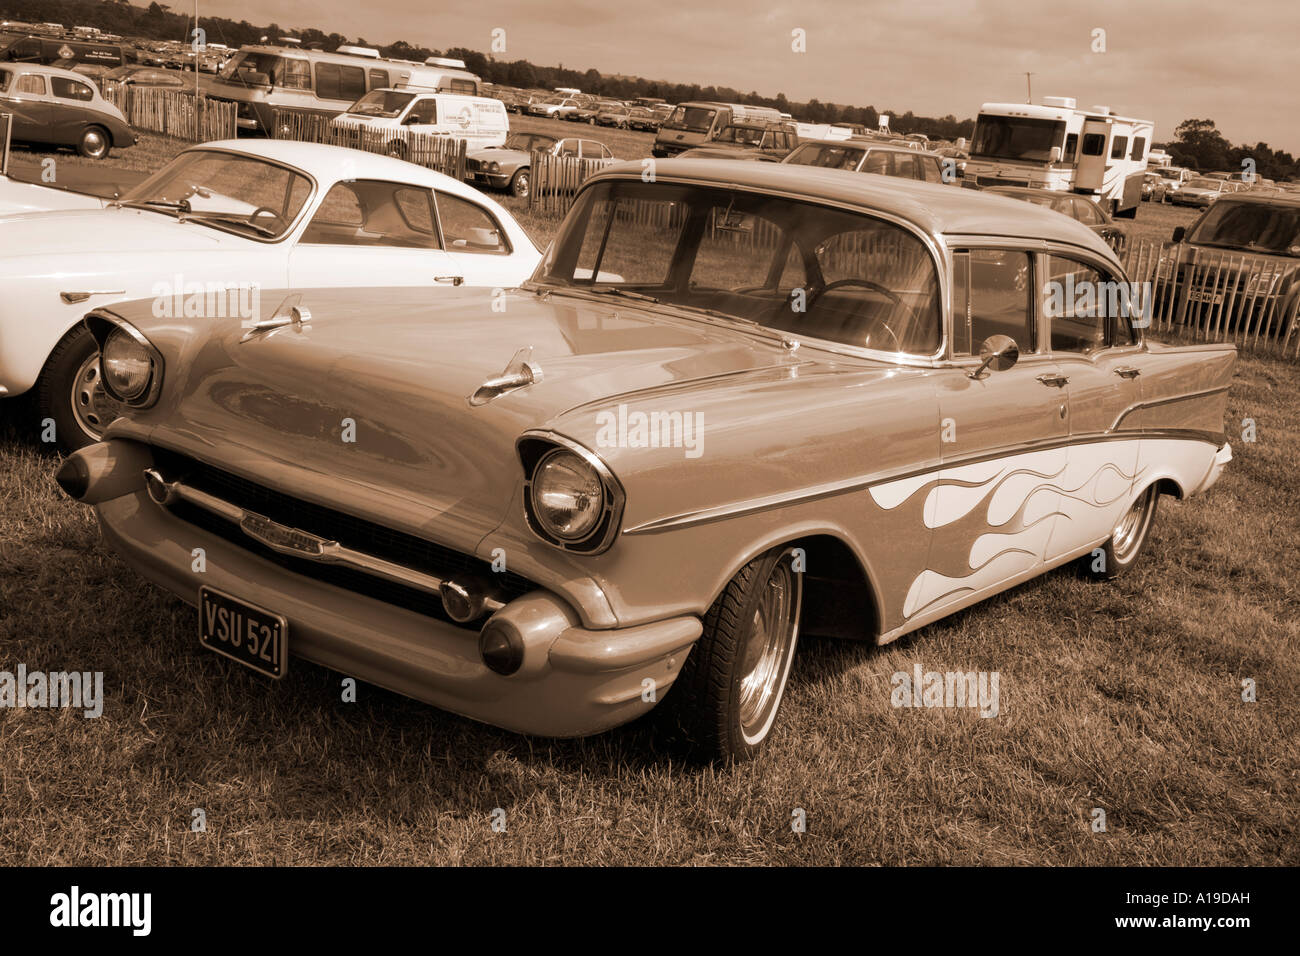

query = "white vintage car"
[0,139,540,449]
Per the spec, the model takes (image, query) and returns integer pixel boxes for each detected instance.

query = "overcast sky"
[199,0,1299,153]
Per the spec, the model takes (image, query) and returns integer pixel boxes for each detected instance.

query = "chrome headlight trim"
[84,310,164,408]
[517,431,625,555]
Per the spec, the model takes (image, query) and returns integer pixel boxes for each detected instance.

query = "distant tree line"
[6,0,1295,175]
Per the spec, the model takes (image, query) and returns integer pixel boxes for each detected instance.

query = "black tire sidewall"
[36,325,101,452]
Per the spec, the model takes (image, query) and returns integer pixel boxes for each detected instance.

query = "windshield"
[504,132,556,151]
[122,149,312,240]
[1188,201,1300,257]
[535,179,942,354]
[666,106,717,132]
[783,143,868,170]
[219,51,282,86]
[971,115,1066,163]
[347,89,414,117]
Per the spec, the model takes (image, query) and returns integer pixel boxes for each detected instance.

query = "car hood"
[0,206,238,261]
[467,147,528,164]
[105,285,878,550]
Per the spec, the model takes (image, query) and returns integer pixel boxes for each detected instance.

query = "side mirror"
[1049,146,1062,164]
[969,334,1019,379]
[1171,226,1186,243]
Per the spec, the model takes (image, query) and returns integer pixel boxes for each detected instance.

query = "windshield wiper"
[584,287,663,305]
[183,212,279,238]
[117,198,191,216]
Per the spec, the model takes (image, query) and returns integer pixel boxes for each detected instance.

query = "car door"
[1038,249,1142,562]
[580,139,611,173]
[433,190,525,287]
[918,246,1069,619]
[289,180,463,290]
[4,70,52,142]
[49,75,98,144]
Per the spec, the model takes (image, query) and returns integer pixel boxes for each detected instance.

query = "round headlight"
[488,161,501,173]
[101,328,153,402]
[530,448,604,541]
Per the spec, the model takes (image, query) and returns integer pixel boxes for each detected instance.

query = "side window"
[1110,135,1128,160]
[1072,199,1103,225]
[951,249,1035,357]
[1130,137,1146,161]
[435,192,508,253]
[0,68,11,93]
[1043,256,1133,352]
[1062,133,1078,161]
[368,69,388,90]
[861,150,889,175]
[315,63,341,100]
[408,98,436,124]
[282,59,311,90]
[338,66,366,102]
[50,77,94,101]
[921,157,943,184]
[16,73,47,95]
[558,139,580,157]
[1081,133,1105,156]
[300,180,440,249]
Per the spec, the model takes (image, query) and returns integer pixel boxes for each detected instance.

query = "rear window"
[51,76,93,101]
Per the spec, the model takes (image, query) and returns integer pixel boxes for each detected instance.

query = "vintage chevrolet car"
[57,161,1235,760]
[0,62,136,159]
[0,139,540,451]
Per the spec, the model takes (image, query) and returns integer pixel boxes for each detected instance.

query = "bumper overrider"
[56,438,700,738]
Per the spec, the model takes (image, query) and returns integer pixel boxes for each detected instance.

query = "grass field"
[1,131,1294,866]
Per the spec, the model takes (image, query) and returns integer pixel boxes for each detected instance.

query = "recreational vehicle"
[205,43,482,135]
[964,96,1153,217]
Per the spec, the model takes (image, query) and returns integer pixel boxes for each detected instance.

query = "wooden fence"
[1122,238,1300,357]
[527,151,610,216]
[103,86,237,142]
[271,110,467,181]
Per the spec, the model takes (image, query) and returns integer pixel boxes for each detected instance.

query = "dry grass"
[0,133,1294,866]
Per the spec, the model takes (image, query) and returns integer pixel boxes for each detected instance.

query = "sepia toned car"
[783,138,950,184]
[58,160,1235,760]
[985,185,1128,251]
[0,62,136,159]
[465,133,616,197]
[0,139,540,451]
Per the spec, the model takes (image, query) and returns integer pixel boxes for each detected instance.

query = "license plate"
[1189,290,1223,304]
[199,586,288,678]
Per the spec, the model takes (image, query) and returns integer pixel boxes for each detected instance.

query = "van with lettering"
[330,90,509,152]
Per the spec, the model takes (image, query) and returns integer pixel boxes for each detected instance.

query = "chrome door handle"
[434,275,464,286]
[1114,366,1141,379]
[1036,373,1069,388]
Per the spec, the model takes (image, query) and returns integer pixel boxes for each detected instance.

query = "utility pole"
[1024,72,1035,104]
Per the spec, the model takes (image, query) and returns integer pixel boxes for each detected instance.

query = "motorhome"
[964,96,1153,218]
[205,43,482,134]
[653,101,783,156]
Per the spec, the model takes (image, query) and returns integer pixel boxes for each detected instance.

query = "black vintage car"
[0,62,136,158]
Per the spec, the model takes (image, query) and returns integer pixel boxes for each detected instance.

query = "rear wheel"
[77,125,110,160]
[663,546,803,761]
[36,325,122,452]
[1088,485,1160,579]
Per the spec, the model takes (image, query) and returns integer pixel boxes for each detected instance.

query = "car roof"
[795,138,941,157]
[186,140,492,202]
[1204,191,1300,208]
[591,159,1116,255]
[1,62,97,82]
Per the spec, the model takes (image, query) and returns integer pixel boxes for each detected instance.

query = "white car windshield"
[535,179,942,354]
[347,90,415,118]
[121,149,312,240]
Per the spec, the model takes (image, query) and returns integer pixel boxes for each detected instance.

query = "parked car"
[0,62,135,158]
[0,140,540,450]
[985,186,1128,250]
[1171,176,1235,208]
[100,64,185,95]
[625,107,664,132]
[566,100,620,124]
[595,104,632,128]
[782,138,949,184]
[0,161,147,215]
[465,133,616,198]
[678,122,798,162]
[1161,193,1300,331]
[56,160,1235,760]
[1141,172,1165,202]
[526,95,582,119]
[1151,165,1193,201]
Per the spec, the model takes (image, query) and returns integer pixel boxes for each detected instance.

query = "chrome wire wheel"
[1111,486,1158,564]
[68,352,122,442]
[736,549,802,746]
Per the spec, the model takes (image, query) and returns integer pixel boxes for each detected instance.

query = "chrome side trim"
[61,290,124,304]
[143,469,505,613]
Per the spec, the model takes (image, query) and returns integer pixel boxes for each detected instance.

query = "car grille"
[149,446,537,627]
[465,157,482,172]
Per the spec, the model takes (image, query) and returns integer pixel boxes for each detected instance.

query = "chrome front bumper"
[70,440,700,737]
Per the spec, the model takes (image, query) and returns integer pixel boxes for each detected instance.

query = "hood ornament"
[469,346,543,407]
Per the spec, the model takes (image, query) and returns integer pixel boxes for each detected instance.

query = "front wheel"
[1088,485,1160,579]
[36,325,123,452]
[509,168,530,198]
[663,546,803,761]
[77,125,110,159]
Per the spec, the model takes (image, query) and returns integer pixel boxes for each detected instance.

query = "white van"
[331,89,509,150]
